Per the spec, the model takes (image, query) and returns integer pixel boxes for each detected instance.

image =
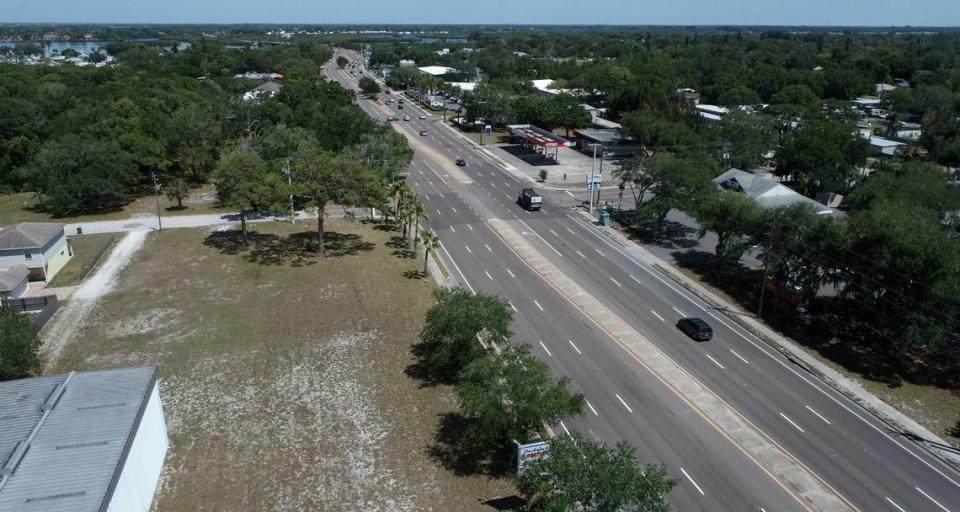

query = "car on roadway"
[387,116,398,122]
[403,115,411,121]
[419,130,428,136]
[676,317,713,341]
[384,89,391,95]
[418,114,426,120]
[385,98,394,104]
[455,157,466,166]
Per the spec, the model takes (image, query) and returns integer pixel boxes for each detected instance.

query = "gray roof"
[0,265,28,291]
[252,81,282,94]
[574,129,631,144]
[0,223,64,250]
[713,168,834,215]
[0,367,159,512]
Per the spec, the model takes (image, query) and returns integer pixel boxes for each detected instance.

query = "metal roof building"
[713,168,834,215]
[0,366,168,512]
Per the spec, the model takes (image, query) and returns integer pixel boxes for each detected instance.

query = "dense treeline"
[0,39,341,215]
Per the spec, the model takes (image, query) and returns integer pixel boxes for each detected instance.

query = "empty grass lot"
[50,220,515,511]
[0,185,225,226]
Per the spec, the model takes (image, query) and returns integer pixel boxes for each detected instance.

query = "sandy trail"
[41,230,148,367]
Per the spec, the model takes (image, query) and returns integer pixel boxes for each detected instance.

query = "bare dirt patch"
[50,221,516,511]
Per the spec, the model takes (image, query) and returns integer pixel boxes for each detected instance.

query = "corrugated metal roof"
[713,168,834,215]
[0,367,158,512]
[0,223,63,250]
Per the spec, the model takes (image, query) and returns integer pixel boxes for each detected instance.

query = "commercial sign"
[586,174,602,184]
[517,440,551,474]
[484,124,493,136]
[587,183,602,192]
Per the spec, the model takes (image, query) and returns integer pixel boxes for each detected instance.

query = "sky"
[4,0,960,27]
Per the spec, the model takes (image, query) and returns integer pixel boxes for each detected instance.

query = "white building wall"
[106,382,169,512]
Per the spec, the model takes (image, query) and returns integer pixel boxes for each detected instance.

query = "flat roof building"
[0,367,168,512]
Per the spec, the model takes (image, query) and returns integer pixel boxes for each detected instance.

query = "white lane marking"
[609,277,622,287]
[466,224,474,231]
[651,310,666,322]
[540,207,548,214]
[451,206,458,213]
[549,229,559,237]
[435,209,442,215]
[576,250,586,258]
[729,349,750,365]
[916,487,951,512]
[509,301,517,312]
[671,306,687,317]
[518,220,563,257]
[885,497,907,512]
[680,468,705,496]
[594,248,605,256]
[539,341,553,357]
[534,300,544,312]
[615,393,634,413]
[705,354,726,370]
[449,226,456,233]
[566,227,575,235]
[418,169,424,175]
[504,181,510,187]
[490,181,497,187]
[438,192,445,199]
[567,339,582,354]
[422,160,447,184]
[484,244,493,252]
[565,190,575,197]
[779,413,805,433]
[464,245,472,254]
[586,399,599,416]
[629,274,641,284]
[506,268,516,278]
[506,194,512,201]
[559,420,571,436]
[423,194,430,200]
[439,240,475,294]
[484,270,493,280]
[804,405,832,425]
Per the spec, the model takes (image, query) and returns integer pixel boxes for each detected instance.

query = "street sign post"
[586,175,602,184]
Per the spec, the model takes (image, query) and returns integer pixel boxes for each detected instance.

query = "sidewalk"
[64,209,353,235]
[576,208,960,466]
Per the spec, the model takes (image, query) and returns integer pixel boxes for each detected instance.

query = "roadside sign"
[587,183,602,192]
[586,174,602,184]
[517,440,550,474]
[484,124,493,136]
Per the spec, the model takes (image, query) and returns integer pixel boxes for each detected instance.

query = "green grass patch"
[47,234,117,287]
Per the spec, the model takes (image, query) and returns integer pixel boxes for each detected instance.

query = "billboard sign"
[517,440,551,474]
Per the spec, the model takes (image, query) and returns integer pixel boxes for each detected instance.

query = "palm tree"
[418,231,441,275]
[391,181,413,222]
[408,197,430,249]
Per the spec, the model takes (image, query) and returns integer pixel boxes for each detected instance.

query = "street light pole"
[588,143,599,213]
[286,157,295,223]
[150,171,163,232]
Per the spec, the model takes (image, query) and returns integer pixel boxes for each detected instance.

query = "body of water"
[0,40,190,56]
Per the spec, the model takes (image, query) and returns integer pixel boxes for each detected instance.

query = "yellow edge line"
[483,217,861,512]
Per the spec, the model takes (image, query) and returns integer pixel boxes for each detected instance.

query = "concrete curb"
[487,216,854,512]
[577,209,960,468]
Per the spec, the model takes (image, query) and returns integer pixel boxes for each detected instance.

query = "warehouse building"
[0,366,168,512]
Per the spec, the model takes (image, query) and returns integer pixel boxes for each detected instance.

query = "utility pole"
[285,157,295,223]
[757,215,778,318]
[150,171,163,232]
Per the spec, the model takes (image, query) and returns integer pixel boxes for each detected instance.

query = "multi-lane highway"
[326,51,960,512]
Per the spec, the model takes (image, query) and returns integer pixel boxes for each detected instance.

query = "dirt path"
[41,230,148,368]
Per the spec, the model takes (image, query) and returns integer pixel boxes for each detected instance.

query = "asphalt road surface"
[327,50,960,512]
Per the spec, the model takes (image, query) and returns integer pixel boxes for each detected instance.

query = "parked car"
[418,114,426,120]
[455,157,466,166]
[676,317,713,341]
[419,130,428,136]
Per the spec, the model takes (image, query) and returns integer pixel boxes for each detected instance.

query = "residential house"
[0,222,73,281]
[869,136,907,157]
[713,168,834,215]
[696,104,729,122]
[242,80,282,102]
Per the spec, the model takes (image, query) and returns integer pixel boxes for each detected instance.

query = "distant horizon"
[2,22,960,29]
[4,0,959,27]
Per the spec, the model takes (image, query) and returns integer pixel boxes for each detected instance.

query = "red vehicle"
[384,89,392,95]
